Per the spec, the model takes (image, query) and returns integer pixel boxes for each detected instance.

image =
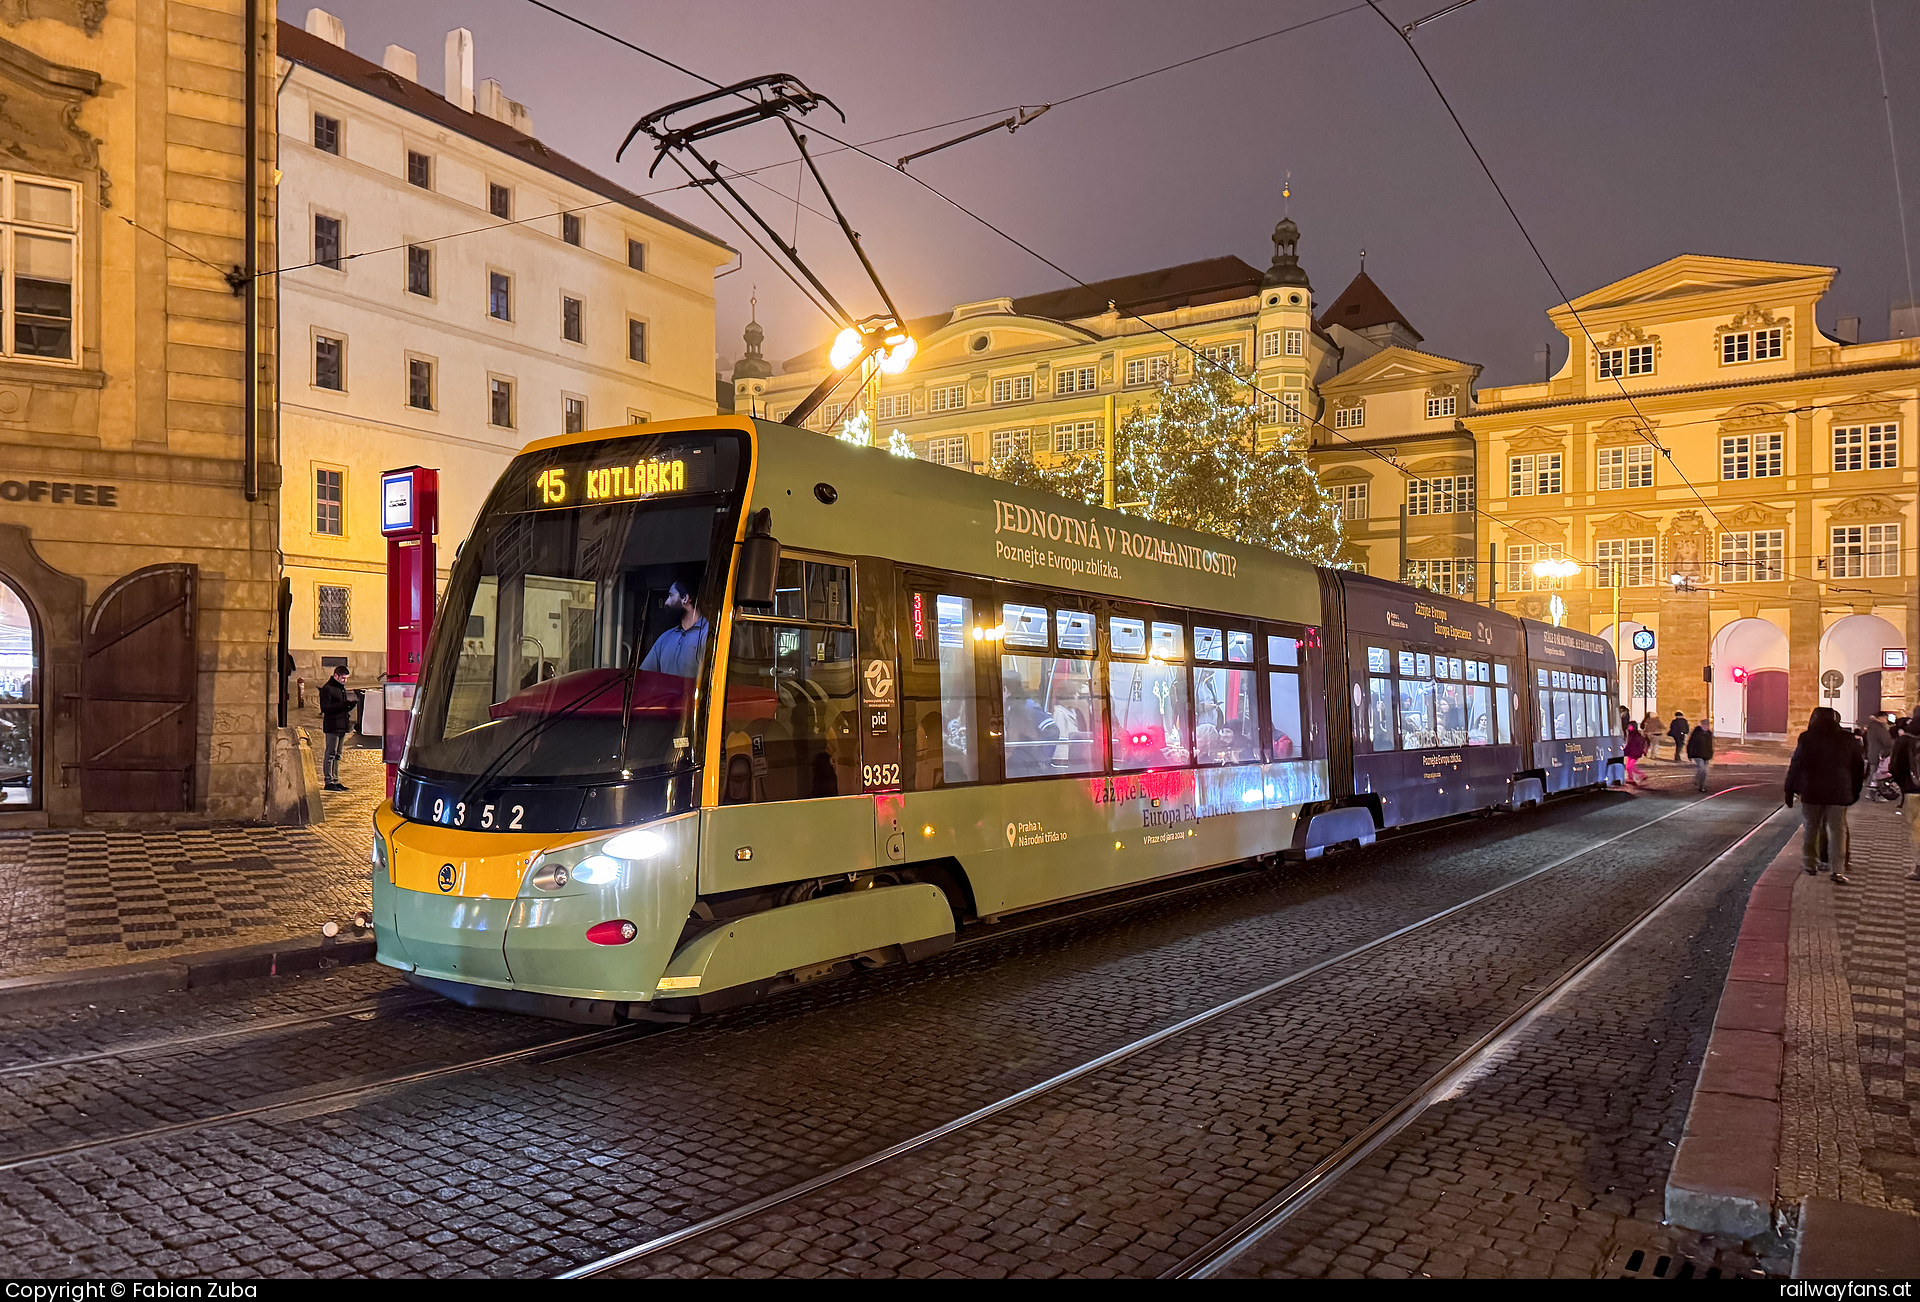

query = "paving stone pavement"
[0,779,1775,1278]
[1783,797,1920,1213]
[0,746,381,978]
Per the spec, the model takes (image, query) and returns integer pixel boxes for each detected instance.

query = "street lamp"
[1532,556,1622,698]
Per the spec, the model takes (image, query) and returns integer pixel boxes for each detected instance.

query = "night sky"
[315,0,1920,387]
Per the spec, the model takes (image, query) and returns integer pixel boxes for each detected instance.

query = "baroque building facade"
[276,13,731,717]
[0,0,281,825]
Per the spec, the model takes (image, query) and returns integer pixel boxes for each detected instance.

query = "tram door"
[856,559,903,863]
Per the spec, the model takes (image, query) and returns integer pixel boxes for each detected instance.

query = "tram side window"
[1110,616,1190,770]
[1195,628,1260,765]
[906,592,979,789]
[1267,633,1315,760]
[1001,601,1105,779]
[1399,651,1436,749]
[720,622,859,804]
[1435,660,1466,747]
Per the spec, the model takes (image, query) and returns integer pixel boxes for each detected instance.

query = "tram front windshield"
[405,432,744,786]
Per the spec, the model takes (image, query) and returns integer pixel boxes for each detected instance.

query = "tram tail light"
[587,920,638,946]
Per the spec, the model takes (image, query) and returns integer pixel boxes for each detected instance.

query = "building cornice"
[1471,359,1920,420]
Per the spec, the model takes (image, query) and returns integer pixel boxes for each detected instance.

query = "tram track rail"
[560,784,1770,1279]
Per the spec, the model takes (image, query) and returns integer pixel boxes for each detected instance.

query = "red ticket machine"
[381,466,439,796]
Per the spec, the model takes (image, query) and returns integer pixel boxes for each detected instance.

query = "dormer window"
[1333,403,1365,430]
[1426,395,1456,420]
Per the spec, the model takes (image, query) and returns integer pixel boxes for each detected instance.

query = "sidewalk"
[0,742,383,980]
[1668,794,1920,1275]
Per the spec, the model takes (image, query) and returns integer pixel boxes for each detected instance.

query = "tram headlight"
[603,829,668,861]
[572,854,622,885]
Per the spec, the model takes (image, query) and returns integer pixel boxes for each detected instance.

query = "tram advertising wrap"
[370,416,1624,1025]
[1337,574,1526,829]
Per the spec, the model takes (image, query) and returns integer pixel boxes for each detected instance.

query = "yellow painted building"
[0,0,282,825]
[747,220,1337,472]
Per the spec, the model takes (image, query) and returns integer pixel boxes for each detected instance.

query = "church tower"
[1254,215,1319,443]
[731,295,775,414]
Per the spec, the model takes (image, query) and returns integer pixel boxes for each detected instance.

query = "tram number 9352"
[862,763,900,790]
[432,797,526,830]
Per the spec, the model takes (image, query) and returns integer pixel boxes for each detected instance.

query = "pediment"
[0,32,104,197]
[1505,425,1567,453]
[1561,255,1835,316]
[1593,511,1660,537]
[1406,535,1469,560]
[914,314,1101,368]
[1721,502,1788,530]
[1503,518,1566,545]
[1829,391,1903,422]
[1316,464,1373,485]
[1828,494,1906,522]
[1320,345,1478,393]
[1407,455,1473,476]
[1592,416,1658,446]
[1719,402,1789,432]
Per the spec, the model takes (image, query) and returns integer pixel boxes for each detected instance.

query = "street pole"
[1102,392,1116,509]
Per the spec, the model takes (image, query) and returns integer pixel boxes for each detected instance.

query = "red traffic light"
[1729,666,1750,685]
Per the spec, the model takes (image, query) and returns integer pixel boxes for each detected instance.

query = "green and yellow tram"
[372,416,1622,1023]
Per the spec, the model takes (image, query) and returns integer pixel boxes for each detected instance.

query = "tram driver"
[640,580,708,678]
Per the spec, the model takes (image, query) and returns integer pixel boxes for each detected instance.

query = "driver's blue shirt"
[640,616,708,677]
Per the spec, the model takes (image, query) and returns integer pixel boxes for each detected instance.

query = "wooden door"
[1745,669,1788,737]
[81,564,198,811]
[1856,671,1882,726]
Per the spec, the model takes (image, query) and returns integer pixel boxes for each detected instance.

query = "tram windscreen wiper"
[453,667,637,807]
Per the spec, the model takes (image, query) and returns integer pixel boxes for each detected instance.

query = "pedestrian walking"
[1640,711,1660,749]
[319,664,355,792]
[1623,721,1647,786]
[1667,710,1689,762]
[1889,719,1920,882]
[1686,721,1714,792]
[1865,711,1895,795]
[1784,707,1865,884]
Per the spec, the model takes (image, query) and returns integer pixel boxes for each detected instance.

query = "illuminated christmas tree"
[987,359,1348,564]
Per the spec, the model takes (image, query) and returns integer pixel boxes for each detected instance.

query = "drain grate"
[1610,1243,1770,1280]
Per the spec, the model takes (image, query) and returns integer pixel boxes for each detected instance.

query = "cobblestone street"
[0,763,1835,1279]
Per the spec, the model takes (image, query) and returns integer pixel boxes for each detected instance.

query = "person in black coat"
[318,665,355,792]
[1686,722,1714,792]
[1784,707,1866,883]
[1667,711,1689,762]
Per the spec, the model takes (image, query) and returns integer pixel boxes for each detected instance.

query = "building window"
[313,113,340,155]
[489,377,514,428]
[1285,328,1304,356]
[1597,443,1655,490]
[1508,452,1562,496]
[1053,420,1099,454]
[488,271,511,320]
[407,357,434,410]
[562,212,582,246]
[313,334,344,391]
[1260,330,1282,359]
[317,585,351,639]
[1256,391,1279,424]
[488,183,511,219]
[1406,559,1474,597]
[1339,483,1368,521]
[1282,391,1302,425]
[626,239,646,272]
[1506,543,1567,592]
[562,295,584,343]
[2,172,79,362]
[1833,422,1898,471]
[877,393,913,420]
[406,150,431,188]
[990,428,1031,460]
[929,383,965,412]
[1203,342,1244,372]
[1055,365,1097,395]
[1831,523,1901,578]
[1426,394,1456,420]
[925,434,968,466]
[1721,327,1783,365]
[628,410,649,425]
[1596,346,1652,379]
[314,468,343,536]
[1124,356,1170,386]
[1406,474,1474,516]
[1333,403,1366,430]
[314,214,342,270]
[991,374,1033,404]
[628,319,647,363]
[1720,432,1783,479]
[406,244,431,297]
[1720,529,1783,582]
[1596,537,1656,587]
[563,395,586,434]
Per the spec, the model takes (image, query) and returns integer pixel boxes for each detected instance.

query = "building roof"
[1009,256,1265,322]
[1315,271,1421,342]
[277,22,731,253]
